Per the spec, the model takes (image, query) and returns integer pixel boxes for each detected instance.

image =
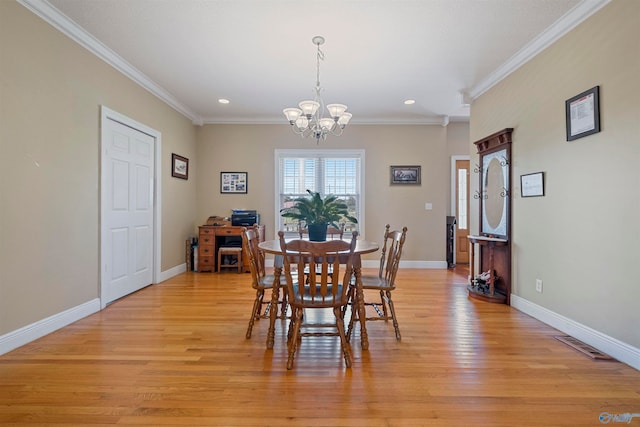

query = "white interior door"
[102,115,155,304]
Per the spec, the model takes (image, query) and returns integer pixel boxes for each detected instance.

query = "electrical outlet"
[536,279,543,293]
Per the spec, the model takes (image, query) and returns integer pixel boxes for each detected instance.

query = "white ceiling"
[33,0,608,125]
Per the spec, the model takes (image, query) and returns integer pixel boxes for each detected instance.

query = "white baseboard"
[511,294,640,371]
[0,298,101,356]
[265,258,447,269]
[157,262,187,283]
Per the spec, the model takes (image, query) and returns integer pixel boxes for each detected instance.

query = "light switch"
[425,203,433,210]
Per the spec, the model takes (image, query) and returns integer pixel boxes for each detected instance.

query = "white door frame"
[450,155,470,265]
[100,106,162,309]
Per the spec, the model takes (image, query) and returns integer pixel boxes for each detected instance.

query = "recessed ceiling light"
[218,98,230,104]
[404,99,415,105]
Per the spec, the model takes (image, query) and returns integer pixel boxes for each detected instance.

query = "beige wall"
[0,2,197,334]
[470,0,640,347]
[196,122,469,263]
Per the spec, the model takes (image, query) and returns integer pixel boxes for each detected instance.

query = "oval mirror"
[481,148,508,237]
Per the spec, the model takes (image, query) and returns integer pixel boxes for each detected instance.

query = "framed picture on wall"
[520,172,545,197]
[220,172,248,194]
[565,86,600,141]
[390,165,421,185]
[171,153,189,180]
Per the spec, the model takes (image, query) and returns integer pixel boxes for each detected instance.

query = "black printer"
[231,209,260,226]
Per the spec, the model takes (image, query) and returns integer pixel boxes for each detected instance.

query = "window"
[457,168,468,230]
[275,149,364,237]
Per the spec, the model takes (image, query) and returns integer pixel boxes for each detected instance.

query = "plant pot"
[307,223,327,241]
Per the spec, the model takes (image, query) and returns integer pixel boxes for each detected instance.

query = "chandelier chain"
[316,43,324,88]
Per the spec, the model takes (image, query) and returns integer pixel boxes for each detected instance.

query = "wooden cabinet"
[467,235,508,304]
[198,225,264,273]
[468,128,513,304]
[198,226,216,272]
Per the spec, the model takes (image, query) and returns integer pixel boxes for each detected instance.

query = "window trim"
[274,148,366,239]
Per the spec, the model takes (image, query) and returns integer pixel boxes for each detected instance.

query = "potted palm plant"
[280,189,358,241]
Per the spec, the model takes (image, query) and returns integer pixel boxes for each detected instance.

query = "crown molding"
[469,0,611,100]
[200,116,451,126]
[18,0,204,125]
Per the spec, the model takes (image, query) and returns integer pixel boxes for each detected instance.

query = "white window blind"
[275,149,364,237]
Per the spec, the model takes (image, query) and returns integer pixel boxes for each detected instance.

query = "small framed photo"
[520,172,545,197]
[565,86,600,141]
[220,172,248,194]
[171,153,189,180]
[390,165,421,185]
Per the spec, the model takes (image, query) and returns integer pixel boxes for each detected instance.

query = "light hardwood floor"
[1,267,638,426]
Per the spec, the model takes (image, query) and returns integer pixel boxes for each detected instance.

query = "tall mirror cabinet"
[467,128,513,304]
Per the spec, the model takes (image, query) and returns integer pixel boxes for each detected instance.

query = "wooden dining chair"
[241,226,289,339]
[326,223,345,239]
[346,224,407,341]
[297,222,345,284]
[278,230,358,370]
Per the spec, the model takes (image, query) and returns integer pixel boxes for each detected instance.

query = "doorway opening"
[451,155,470,265]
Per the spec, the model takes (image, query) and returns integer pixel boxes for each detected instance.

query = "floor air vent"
[554,335,615,361]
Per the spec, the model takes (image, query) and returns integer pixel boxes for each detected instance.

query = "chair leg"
[257,292,266,317]
[246,289,264,339]
[342,285,355,318]
[334,307,353,368]
[385,290,401,341]
[286,304,302,342]
[287,314,294,342]
[287,308,303,370]
[280,289,288,319]
[346,290,357,343]
[379,290,388,318]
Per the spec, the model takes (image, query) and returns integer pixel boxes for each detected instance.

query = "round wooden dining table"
[258,238,379,350]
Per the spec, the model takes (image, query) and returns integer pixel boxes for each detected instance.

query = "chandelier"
[283,36,352,142]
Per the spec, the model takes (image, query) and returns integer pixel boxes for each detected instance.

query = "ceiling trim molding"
[200,117,451,126]
[18,0,204,125]
[469,0,611,100]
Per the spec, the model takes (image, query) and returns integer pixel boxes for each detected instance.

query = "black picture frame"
[171,153,189,180]
[520,172,545,197]
[565,86,600,141]
[390,165,421,185]
[220,172,248,194]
